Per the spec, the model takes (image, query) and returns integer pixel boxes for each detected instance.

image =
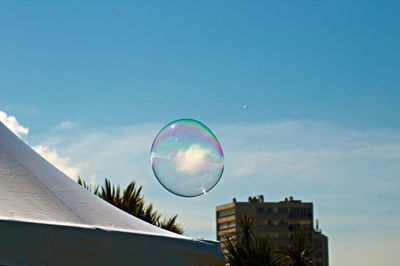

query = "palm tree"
[140,203,162,225]
[97,178,122,207]
[224,216,283,266]
[77,177,99,194]
[159,215,184,234]
[77,177,184,234]
[280,230,315,266]
[120,181,144,216]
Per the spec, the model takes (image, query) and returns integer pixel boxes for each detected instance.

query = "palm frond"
[77,177,184,234]
[224,216,283,266]
[159,215,184,234]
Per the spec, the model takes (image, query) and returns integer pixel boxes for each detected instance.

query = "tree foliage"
[224,216,283,266]
[224,216,315,266]
[280,230,315,266]
[77,177,184,234]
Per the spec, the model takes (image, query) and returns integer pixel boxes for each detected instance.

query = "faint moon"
[243,104,248,110]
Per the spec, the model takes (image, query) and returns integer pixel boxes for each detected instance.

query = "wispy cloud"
[0,110,29,137]
[57,120,78,130]
[35,124,160,187]
[0,110,81,180]
[33,145,80,181]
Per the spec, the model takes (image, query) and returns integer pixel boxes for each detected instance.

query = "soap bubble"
[150,119,224,197]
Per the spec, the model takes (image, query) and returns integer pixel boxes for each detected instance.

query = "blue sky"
[1,1,400,265]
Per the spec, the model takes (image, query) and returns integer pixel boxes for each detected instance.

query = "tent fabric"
[0,122,225,265]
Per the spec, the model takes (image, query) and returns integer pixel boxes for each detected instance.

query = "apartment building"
[216,195,328,266]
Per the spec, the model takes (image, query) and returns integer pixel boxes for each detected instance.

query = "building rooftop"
[217,195,310,209]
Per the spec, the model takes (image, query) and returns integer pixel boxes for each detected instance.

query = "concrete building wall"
[313,231,329,266]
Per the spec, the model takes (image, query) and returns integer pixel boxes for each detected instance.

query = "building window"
[289,207,312,217]
[218,220,236,230]
[217,208,235,217]
[300,220,311,228]
[278,207,287,214]
[257,207,265,214]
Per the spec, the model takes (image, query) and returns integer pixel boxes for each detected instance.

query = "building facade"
[216,195,328,266]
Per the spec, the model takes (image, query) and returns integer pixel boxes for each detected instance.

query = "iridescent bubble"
[150,119,224,197]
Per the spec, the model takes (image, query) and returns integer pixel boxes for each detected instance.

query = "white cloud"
[0,110,81,180]
[33,145,80,180]
[175,144,209,174]
[57,120,78,129]
[36,124,159,187]
[0,110,29,137]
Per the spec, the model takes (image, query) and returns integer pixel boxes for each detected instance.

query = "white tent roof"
[0,121,225,265]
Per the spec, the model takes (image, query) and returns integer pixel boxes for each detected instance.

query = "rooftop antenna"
[316,219,319,232]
